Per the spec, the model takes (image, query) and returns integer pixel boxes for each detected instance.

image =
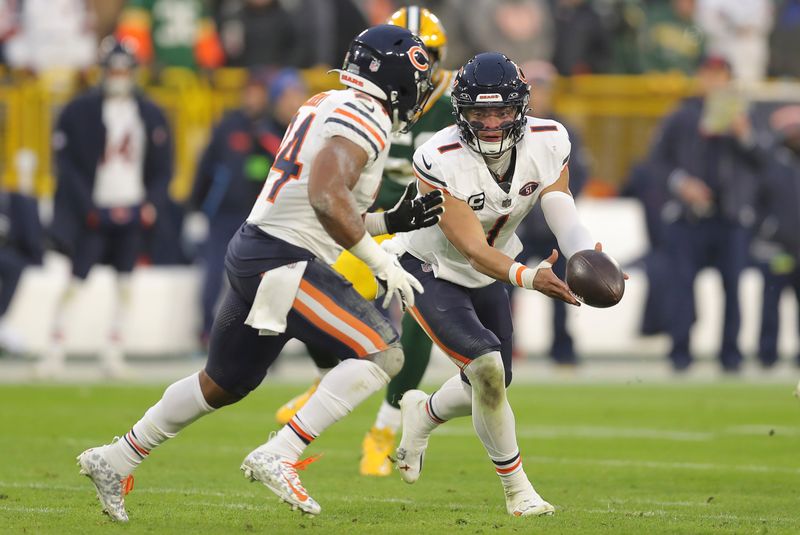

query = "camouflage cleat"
[77,445,134,522]
[241,447,322,515]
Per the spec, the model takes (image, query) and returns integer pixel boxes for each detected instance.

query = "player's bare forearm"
[308,137,370,249]
[419,181,514,281]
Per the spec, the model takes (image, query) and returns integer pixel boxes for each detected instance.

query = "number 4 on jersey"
[266,113,315,202]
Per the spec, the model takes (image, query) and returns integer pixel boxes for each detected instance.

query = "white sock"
[266,358,390,461]
[463,352,525,488]
[103,372,215,476]
[45,280,81,367]
[427,373,472,424]
[374,400,401,432]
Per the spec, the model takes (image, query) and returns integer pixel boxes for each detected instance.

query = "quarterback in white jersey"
[75,25,442,522]
[401,115,571,288]
[394,53,617,518]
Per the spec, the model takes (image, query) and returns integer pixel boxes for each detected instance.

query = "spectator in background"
[640,0,704,75]
[0,178,43,354]
[552,0,611,75]
[284,0,368,68]
[515,60,589,366]
[4,0,96,73]
[696,0,773,84]
[647,56,760,373]
[39,39,173,378]
[621,160,672,337]
[768,0,800,78]
[189,68,306,345]
[752,105,800,369]
[450,0,554,69]
[117,0,224,71]
[216,0,297,67]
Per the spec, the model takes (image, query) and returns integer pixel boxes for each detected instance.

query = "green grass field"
[1,382,799,534]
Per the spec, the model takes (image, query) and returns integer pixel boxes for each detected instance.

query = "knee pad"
[463,352,506,410]
[367,343,404,378]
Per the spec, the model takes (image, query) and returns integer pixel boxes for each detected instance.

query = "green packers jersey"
[374,70,456,210]
[128,0,208,69]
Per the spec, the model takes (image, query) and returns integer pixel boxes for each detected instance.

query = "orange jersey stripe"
[292,298,368,357]
[333,108,386,150]
[299,280,388,353]
[413,169,450,194]
[408,306,471,367]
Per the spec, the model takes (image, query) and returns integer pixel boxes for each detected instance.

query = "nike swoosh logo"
[421,155,432,170]
[357,100,375,113]
[284,476,309,502]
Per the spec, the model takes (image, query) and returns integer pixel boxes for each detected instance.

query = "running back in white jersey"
[247,88,392,264]
[399,116,571,288]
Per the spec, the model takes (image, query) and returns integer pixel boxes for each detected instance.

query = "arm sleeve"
[144,104,173,210]
[53,104,95,218]
[540,190,594,259]
[189,120,224,211]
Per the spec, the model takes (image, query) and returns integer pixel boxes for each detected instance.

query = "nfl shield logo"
[502,198,512,208]
[369,58,381,72]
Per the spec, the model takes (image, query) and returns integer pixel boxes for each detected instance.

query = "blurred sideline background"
[0,0,798,381]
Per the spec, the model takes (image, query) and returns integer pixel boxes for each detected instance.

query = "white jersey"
[399,116,571,288]
[247,89,392,264]
[93,97,146,208]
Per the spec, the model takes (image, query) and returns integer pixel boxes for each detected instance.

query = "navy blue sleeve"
[142,101,174,211]
[189,116,227,211]
[54,102,96,218]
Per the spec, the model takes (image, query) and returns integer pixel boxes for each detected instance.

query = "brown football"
[566,250,625,308]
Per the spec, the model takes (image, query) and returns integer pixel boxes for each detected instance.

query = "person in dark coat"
[189,68,306,345]
[38,38,173,378]
[752,105,800,368]
[0,180,43,354]
[515,61,590,365]
[647,55,760,372]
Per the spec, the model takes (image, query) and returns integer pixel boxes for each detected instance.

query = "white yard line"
[522,455,800,475]
[437,425,714,441]
[0,504,68,514]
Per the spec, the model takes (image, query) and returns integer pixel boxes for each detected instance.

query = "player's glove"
[383,182,444,233]
[349,234,423,310]
[373,253,423,311]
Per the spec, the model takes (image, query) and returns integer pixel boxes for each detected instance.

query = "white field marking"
[0,480,257,499]
[0,481,416,505]
[436,425,713,442]
[0,504,68,514]
[724,425,800,437]
[578,506,794,525]
[520,455,800,476]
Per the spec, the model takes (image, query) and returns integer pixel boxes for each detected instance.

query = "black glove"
[384,182,444,234]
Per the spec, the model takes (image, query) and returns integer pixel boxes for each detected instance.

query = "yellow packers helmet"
[387,5,447,70]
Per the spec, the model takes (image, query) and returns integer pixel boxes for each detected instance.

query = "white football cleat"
[396,390,433,484]
[77,445,133,522]
[505,486,555,517]
[241,447,321,515]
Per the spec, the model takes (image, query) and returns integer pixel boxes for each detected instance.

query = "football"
[566,249,625,308]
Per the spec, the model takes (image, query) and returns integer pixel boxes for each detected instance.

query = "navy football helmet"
[452,53,530,157]
[336,25,434,133]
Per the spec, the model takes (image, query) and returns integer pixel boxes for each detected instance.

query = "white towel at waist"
[244,261,308,336]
